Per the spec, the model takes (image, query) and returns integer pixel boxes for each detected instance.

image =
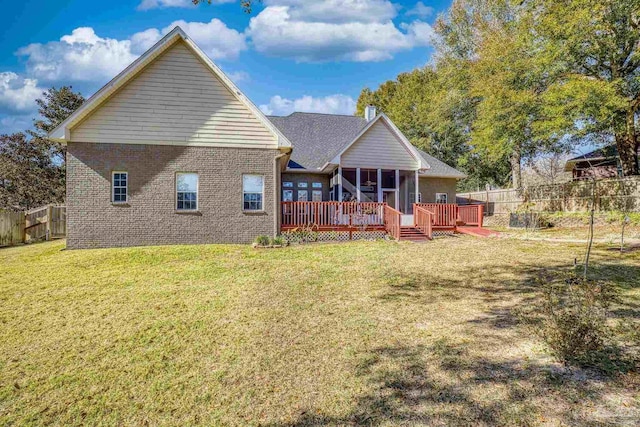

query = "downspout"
[274,149,291,237]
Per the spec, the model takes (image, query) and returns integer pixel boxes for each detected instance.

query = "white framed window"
[435,193,448,204]
[243,174,264,211]
[312,190,322,201]
[112,171,128,203]
[312,182,322,188]
[176,173,198,211]
[283,181,293,188]
[298,182,308,188]
[298,190,308,201]
[282,189,293,202]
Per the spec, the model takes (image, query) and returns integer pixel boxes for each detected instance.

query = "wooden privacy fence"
[0,205,66,247]
[457,176,640,214]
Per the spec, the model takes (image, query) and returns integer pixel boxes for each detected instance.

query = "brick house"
[50,27,472,249]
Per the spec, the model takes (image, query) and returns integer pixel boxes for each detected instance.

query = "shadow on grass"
[269,339,635,426]
[268,253,639,426]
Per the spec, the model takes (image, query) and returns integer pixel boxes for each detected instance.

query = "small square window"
[243,175,264,211]
[177,173,198,211]
[112,172,128,203]
[435,193,448,204]
[312,190,322,202]
[283,181,293,188]
[297,190,308,201]
[283,189,293,202]
[312,182,322,188]
[298,182,308,188]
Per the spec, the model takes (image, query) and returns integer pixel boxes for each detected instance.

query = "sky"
[0,0,452,135]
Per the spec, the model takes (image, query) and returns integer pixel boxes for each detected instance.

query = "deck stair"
[399,226,430,242]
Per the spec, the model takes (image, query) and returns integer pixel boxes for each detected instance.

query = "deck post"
[356,167,361,202]
[478,204,484,227]
[338,166,343,202]
[414,170,419,203]
[377,169,382,202]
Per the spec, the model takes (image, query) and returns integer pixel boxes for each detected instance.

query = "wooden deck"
[281,202,485,240]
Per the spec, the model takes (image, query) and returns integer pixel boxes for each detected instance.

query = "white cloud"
[247,4,434,62]
[17,28,138,82]
[137,0,234,10]
[259,94,356,116]
[265,0,398,23]
[226,70,250,83]
[16,21,247,84]
[163,19,246,60]
[130,28,162,54]
[402,20,436,46]
[406,1,434,18]
[0,72,43,114]
[0,114,33,134]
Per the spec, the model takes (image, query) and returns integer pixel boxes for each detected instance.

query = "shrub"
[254,235,271,247]
[271,236,284,246]
[541,273,619,366]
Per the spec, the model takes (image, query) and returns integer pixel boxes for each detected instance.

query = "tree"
[532,0,640,176]
[0,133,63,209]
[0,86,83,210]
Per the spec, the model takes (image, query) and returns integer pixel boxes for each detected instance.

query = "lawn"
[1,237,639,426]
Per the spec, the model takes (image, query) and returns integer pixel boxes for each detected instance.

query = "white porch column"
[415,170,420,203]
[377,169,382,203]
[356,167,361,202]
[338,166,343,202]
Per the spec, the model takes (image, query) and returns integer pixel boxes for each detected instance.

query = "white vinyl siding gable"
[71,41,276,148]
[341,120,418,170]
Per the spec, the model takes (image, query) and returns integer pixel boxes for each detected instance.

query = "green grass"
[1,238,639,426]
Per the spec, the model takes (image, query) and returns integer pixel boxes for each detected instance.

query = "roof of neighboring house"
[564,145,640,171]
[268,112,466,178]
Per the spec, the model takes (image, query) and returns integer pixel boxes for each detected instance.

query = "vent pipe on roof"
[364,105,377,122]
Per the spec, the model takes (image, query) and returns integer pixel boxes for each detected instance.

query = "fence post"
[478,204,484,227]
[45,205,52,241]
[21,212,27,243]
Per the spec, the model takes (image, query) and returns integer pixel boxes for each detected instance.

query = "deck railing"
[281,202,385,229]
[281,202,484,238]
[383,205,402,240]
[458,204,484,227]
[413,205,433,239]
[415,203,458,227]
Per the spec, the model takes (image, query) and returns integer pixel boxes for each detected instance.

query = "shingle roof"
[415,149,467,179]
[267,112,367,170]
[566,145,619,163]
[267,112,466,179]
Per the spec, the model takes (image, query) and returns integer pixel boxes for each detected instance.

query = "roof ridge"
[269,112,363,118]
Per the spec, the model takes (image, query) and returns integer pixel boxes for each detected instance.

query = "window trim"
[111,171,128,204]
[435,192,448,204]
[243,174,265,212]
[176,172,199,212]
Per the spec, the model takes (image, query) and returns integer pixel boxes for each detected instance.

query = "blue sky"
[0,0,452,134]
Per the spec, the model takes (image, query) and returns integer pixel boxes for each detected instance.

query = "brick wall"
[66,142,280,249]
